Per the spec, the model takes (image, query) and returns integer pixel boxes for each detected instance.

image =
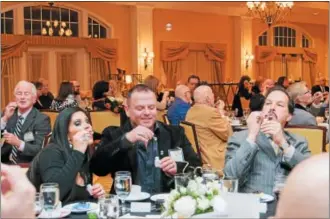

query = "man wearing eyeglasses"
[287,81,318,126]
[1,81,51,164]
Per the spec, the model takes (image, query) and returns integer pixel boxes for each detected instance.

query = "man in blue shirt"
[167,85,192,125]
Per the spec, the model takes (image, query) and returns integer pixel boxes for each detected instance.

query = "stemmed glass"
[115,171,132,214]
[40,183,60,217]
[325,108,329,123]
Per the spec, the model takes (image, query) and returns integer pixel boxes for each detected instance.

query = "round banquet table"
[66,196,277,219]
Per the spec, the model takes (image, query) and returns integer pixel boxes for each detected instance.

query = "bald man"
[1,81,51,164]
[38,78,54,109]
[186,85,232,170]
[167,85,192,125]
[275,153,329,218]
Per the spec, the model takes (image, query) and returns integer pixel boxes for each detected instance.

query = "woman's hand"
[71,130,91,154]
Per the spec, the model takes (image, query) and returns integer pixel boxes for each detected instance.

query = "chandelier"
[42,20,72,37]
[246,2,294,27]
[41,2,72,37]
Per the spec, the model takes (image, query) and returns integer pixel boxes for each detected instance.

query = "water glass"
[35,193,43,215]
[220,177,238,193]
[174,173,190,191]
[98,194,120,219]
[325,108,329,122]
[40,183,60,216]
[115,171,132,214]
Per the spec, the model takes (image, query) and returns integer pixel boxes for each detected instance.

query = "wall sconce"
[125,75,133,84]
[244,52,254,70]
[142,48,154,70]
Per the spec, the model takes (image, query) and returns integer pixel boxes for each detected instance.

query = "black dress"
[232,88,252,117]
[27,143,93,204]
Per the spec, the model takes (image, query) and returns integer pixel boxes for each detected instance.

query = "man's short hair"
[187,75,200,83]
[34,81,43,90]
[14,80,37,97]
[265,85,294,115]
[127,84,155,104]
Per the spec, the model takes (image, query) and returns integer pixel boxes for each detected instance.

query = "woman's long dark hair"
[92,80,109,100]
[56,81,74,101]
[277,76,287,88]
[238,75,251,94]
[50,107,90,159]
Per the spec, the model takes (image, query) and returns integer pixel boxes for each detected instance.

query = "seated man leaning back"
[90,84,201,194]
[224,86,311,196]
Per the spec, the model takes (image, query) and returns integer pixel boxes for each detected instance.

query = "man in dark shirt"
[90,84,201,194]
[38,78,54,109]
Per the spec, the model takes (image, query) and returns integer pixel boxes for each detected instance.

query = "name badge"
[24,132,35,142]
[169,148,184,162]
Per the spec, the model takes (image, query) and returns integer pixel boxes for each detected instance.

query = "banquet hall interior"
[1,1,329,219]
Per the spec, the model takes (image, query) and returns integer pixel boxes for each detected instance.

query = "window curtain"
[27,52,48,82]
[90,58,111,87]
[160,41,226,88]
[57,53,76,82]
[1,57,20,109]
[286,55,301,82]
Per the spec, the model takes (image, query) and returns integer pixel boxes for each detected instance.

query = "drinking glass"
[219,177,238,193]
[174,173,190,191]
[243,109,250,121]
[35,192,43,215]
[98,194,120,219]
[40,183,60,216]
[115,171,132,214]
[325,108,329,123]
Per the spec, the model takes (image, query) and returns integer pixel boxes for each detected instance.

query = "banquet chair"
[285,125,327,155]
[179,121,202,160]
[163,114,170,125]
[89,111,120,134]
[42,132,52,148]
[40,110,59,129]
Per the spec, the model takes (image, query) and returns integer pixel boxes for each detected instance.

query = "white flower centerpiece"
[161,177,227,218]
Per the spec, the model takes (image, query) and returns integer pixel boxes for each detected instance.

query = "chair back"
[240,97,250,110]
[163,114,170,125]
[42,132,52,148]
[179,121,202,159]
[41,110,59,129]
[89,111,120,133]
[285,125,327,155]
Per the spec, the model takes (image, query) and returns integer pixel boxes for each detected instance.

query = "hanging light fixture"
[246,2,294,27]
[41,2,73,37]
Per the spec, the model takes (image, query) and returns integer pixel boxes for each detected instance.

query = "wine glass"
[115,171,132,214]
[325,108,329,123]
[40,183,60,217]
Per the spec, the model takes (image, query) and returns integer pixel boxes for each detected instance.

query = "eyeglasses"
[303,90,311,95]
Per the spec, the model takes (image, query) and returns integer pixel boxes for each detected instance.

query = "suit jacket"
[311,85,329,95]
[224,130,310,195]
[185,104,233,171]
[90,121,201,193]
[1,107,51,163]
[288,105,317,126]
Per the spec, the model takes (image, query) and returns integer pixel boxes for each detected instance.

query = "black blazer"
[312,85,329,95]
[1,108,51,163]
[90,121,201,193]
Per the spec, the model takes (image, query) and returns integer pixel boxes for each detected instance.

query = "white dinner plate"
[63,202,98,213]
[259,193,274,203]
[150,193,169,202]
[125,192,150,202]
[231,123,242,126]
[38,208,71,218]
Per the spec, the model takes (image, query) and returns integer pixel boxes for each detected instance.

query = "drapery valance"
[255,46,317,63]
[161,41,226,62]
[1,34,118,62]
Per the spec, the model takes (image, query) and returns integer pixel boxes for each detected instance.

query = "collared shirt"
[1,107,33,151]
[167,97,191,125]
[135,122,162,194]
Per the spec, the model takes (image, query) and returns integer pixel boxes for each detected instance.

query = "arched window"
[258,31,267,46]
[88,17,107,38]
[273,26,296,47]
[302,34,310,48]
[1,10,14,34]
[23,6,79,37]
